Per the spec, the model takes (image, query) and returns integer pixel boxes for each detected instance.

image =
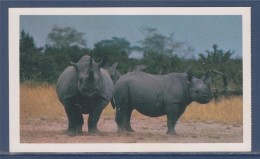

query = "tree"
[139,28,194,74]
[93,37,134,74]
[197,44,242,91]
[20,30,42,81]
[198,44,234,71]
[140,28,194,58]
[47,26,86,48]
[43,45,88,81]
[20,30,59,82]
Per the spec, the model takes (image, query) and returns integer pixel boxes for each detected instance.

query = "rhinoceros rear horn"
[98,55,110,69]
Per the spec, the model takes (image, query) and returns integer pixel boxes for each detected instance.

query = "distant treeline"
[20,27,242,95]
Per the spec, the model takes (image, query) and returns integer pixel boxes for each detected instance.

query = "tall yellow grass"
[180,97,242,124]
[20,83,242,124]
[20,83,65,121]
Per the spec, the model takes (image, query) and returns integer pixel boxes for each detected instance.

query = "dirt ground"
[20,115,242,143]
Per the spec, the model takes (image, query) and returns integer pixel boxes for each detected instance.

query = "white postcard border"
[9,7,251,152]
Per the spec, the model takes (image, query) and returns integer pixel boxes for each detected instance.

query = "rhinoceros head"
[187,72,213,104]
[70,54,101,97]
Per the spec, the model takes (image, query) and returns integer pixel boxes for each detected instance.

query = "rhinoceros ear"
[202,71,211,84]
[112,62,118,69]
[187,72,193,84]
[98,55,110,69]
[70,61,78,72]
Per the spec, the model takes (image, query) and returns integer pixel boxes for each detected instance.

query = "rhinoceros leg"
[87,100,107,135]
[125,108,135,132]
[115,107,127,133]
[75,113,84,135]
[165,104,179,135]
[177,106,186,120]
[73,104,84,135]
[63,102,84,136]
[64,103,78,137]
[88,111,102,135]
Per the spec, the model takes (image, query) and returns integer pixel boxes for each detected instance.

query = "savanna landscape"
[19,19,244,144]
[20,82,243,143]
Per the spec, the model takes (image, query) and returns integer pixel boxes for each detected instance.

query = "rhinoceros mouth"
[196,96,212,104]
[86,89,97,97]
[198,99,210,104]
[80,88,98,97]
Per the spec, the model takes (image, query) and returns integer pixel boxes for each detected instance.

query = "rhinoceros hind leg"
[165,104,179,135]
[115,107,127,133]
[166,129,176,135]
[126,127,135,132]
[125,109,135,132]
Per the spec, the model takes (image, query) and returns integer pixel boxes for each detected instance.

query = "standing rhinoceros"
[56,54,113,136]
[112,71,212,135]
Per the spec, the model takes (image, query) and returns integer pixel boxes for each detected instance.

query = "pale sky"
[20,15,242,58]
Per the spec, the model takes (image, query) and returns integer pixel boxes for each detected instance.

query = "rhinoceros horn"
[89,51,93,68]
[88,51,94,79]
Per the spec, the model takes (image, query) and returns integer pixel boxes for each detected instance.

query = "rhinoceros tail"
[111,96,116,109]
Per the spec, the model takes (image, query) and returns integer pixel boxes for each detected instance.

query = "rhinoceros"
[56,54,113,136]
[111,71,212,135]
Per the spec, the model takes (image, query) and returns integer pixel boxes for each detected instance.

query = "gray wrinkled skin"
[56,55,113,136]
[112,71,212,135]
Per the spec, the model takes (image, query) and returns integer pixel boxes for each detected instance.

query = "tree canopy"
[47,26,86,48]
[20,26,242,95]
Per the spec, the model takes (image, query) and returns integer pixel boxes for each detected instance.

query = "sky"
[20,15,242,58]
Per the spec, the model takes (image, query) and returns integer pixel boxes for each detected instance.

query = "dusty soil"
[20,115,242,143]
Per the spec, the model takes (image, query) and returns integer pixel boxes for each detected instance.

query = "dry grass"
[20,82,65,121]
[180,97,242,124]
[20,83,242,125]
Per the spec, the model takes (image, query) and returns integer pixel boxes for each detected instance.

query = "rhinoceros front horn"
[88,51,94,79]
[89,51,93,68]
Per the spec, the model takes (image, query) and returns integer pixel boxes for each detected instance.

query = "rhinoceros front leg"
[87,100,107,135]
[88,109,103,135]
[75,112,84,135]
[165,104,179,135]
[64,104,77,137]
[63,102,84,136]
